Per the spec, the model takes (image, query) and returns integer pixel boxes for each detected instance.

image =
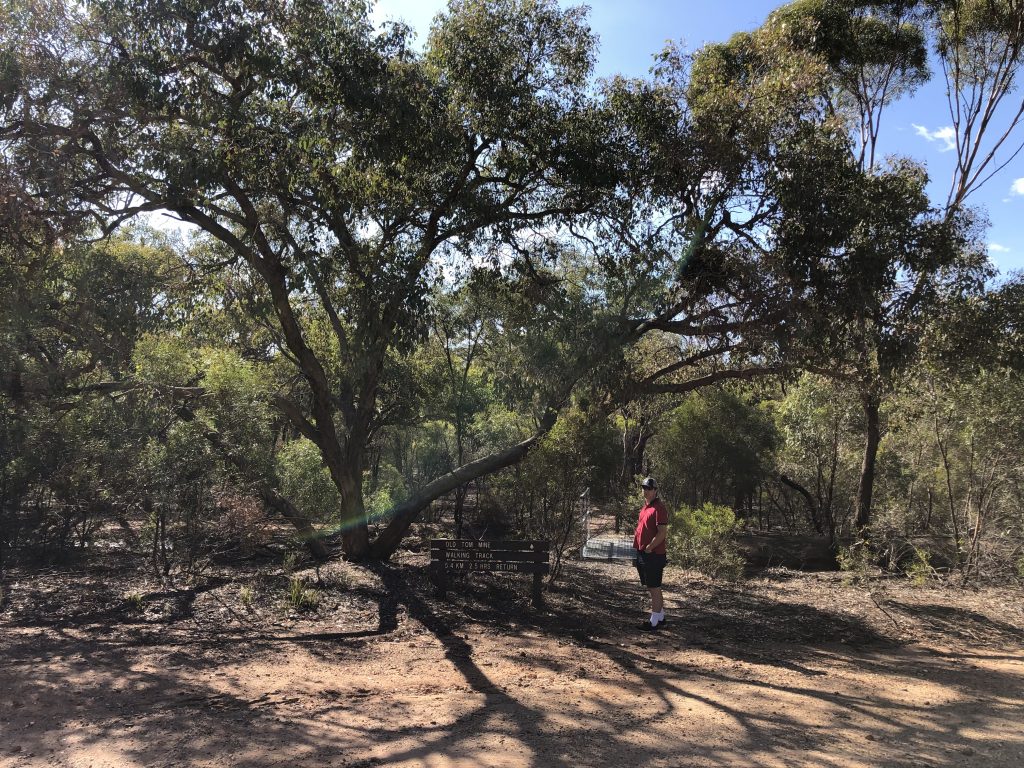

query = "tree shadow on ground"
[885,601,1024,645]
[351,562,1024,767]
[2,559,1023,767]
[429,560,889,657]
[1,629,374,767]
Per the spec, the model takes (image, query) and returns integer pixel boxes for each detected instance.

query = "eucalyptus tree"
[649,387,780,515]
[774,144,988,530]
[556,15,857,518]
[770,0,930,171]
[724,0,1004,531]
[0,0,615,560]
[0,218,199,558]
[773,375,862,537]
[927,0,1024,211]
[584,25,829,411]
[601,1,1012,535]
[584,1,1020,536]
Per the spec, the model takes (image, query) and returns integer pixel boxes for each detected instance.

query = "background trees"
[648,388,779,516]
[2,0,1023,581]
[682,0,1021,532]
[2,0,618,560]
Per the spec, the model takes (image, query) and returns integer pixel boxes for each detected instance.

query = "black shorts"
[634,551,667,588]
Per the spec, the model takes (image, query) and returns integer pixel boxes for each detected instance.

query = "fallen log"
[735,531,837,571]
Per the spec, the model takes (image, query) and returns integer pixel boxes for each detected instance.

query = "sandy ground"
[2,557,1023,767]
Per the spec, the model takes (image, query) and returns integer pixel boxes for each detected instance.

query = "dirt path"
[2,559,1023,767]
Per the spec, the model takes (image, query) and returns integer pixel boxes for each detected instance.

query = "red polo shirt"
[634,497,669,554]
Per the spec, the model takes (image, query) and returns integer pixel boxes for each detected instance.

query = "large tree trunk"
[339,503,371,561]
[334,463,371,561]
[855,395,881,530]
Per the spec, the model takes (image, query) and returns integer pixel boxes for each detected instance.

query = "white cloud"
[913,124,956,152]
[1010,178,1024,196]
[988,243,1010,253]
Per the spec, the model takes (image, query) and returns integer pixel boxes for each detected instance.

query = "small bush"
[839,534,939,582]
[123,592,144,611]
[905,547,933,585]
[213,489,271,555]
[364,463,408,524]
[282,550,302,573]
[286,576,319,612]
[837,540,875,574]
[668,502,744,579]
[277,438,340,523]
[239,584,256,609]
[364,486,397,525]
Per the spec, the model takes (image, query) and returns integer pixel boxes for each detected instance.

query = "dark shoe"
[638,620,661,632]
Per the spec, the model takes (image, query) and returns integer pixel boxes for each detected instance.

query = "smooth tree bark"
[854,393,882,530]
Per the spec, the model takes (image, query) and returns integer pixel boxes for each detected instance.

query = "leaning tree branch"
[630,365,788,398]
[367,432,547,560]
[636,344,740,388]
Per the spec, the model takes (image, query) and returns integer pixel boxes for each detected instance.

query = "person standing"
[634,476,669,631]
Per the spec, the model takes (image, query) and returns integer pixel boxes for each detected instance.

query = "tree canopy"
[2,0,1023,568]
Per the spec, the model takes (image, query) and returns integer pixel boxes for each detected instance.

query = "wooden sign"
[440,560,549,574]
[428,540,551,606]
[430,540,549,552]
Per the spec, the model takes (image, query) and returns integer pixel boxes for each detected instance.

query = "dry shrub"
[212,487,272,555]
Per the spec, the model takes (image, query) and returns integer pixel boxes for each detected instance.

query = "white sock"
[650,612,664,626]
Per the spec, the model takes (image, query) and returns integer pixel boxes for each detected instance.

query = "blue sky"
[373,0,1024,276]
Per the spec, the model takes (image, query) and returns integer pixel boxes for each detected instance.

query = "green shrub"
[123,592,144,611]
[132,333,200,386]
[282,550,302,573]
[286,576,319,612]
[239,584,256,609]
[277,438,340,523]
[650,389,779,515]
[514,409,620,579]
[363,463,407,523]
[905,547,933,585]
[667,502,744,579]
[837,540,875,573]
